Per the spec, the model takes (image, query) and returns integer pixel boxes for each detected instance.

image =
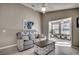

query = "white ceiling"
[22,3,79,13]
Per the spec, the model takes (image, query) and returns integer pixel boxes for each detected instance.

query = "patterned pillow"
[29,33,35,40]
[22,35,29,40]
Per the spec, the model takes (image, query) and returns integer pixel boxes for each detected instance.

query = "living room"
[0,3,79,55]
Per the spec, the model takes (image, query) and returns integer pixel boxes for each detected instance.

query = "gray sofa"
[16,30,46,51]
[16,30,36,51]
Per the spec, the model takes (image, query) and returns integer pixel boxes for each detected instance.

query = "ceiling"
[22,3,79,13]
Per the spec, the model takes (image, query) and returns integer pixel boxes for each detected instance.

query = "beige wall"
[42,8,79,47]
[0,4,41,47]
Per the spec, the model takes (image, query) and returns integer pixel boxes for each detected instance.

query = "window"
[61,20,71,35]
[53,23,59,34]
[49,17,71,39]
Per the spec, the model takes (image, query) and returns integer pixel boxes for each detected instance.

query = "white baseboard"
[0,44,17,50]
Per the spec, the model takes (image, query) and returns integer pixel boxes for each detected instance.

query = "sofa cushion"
[24,44,34,49]
[24,40,33,45]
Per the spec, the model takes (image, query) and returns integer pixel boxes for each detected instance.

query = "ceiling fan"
[31,3,47,14]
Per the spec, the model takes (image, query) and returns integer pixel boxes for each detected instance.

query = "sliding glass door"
[49,17,71,40]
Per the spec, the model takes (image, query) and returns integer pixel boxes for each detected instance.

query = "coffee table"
[34,40,55,55]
